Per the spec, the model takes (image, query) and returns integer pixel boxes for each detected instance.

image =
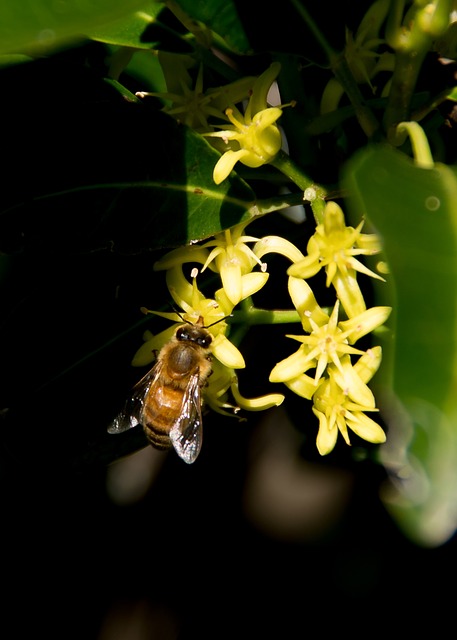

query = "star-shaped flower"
[200,221,268,306]
[270,288,391,392]
[287,201,385,317]
[203,62,284,184]
[312,349,386,455]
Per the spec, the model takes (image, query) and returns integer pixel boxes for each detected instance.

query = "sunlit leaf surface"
[0,0,148,55]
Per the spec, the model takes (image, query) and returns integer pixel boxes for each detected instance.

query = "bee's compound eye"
[177,327,190,341]
[198,335,212,348]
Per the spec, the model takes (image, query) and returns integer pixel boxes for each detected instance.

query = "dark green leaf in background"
[169,0,251,54]
[0,67,256,255]
[344,145,457,547]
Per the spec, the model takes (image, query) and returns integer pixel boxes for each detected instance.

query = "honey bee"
[108,316,219,464]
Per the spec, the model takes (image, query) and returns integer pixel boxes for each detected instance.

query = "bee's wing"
[169,370,203,464]
[108,361,163,434]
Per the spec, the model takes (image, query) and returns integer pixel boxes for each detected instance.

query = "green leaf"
[446,86,457,102]
[344,145,457,547]
[87,3,194,53]
[169,0,251,54]
[0,0,149,56]
[0,109,257,253]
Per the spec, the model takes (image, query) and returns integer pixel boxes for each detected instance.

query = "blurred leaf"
[446,86,457,102]
[344,145,457,547]
[0,0,149,56]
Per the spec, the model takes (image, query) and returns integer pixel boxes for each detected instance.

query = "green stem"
[383,50,428,144]
[231,307,301,326]
[270,150,314,192]
[226,298,301,348]
[396,121,434,168]
[383,0,451,143]
[270,150,327,224]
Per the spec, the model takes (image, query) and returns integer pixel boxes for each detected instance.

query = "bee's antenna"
[170,303,232,329]
[169,304,187,323]
[204,314,233,329]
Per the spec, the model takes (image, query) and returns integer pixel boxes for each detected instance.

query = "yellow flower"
[203,62,284,184]
[202,359,240,416]
[199,359,284,416]
[201,221,268,306]
[287,201,384,317]
[312,348,386,455]
[153,224,269,310]
[153,245,210,272]
[230,374,284,412]
[253,235,306,264]
[135,266,245,370]
[270,296,391,388]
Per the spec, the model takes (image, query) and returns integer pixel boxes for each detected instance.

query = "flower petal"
[287,255,322,279]
[213,148,249,184]
[285,373,320,400]
[313,407,339,455]
[332,270,367,318]
[216,272,269,311]
[269,346,313,382]
[253,236,306,263]
[356,232,383,253]
[353,346,382,383]
[212,334,246,368]
[131,325,177,367]
[246,61,281,119]
[330,362,376,408]
[339,306,391,344]
[165,266,198,309]
[153,246,209,271]
[220,261,243,306]
[346,412,386,443]
[231,377,284,411]
[240,272,270,298]
[288,277,329,331]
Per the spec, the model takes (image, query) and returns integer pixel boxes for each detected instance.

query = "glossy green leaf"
[0,0,148,56]
[0,107,259,253]
[87,3,193,52]
[344,145,457,546]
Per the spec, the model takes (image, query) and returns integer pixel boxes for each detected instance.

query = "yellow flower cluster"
[266,201,390,454]
[131,24,391,457]
[134,199,390,456]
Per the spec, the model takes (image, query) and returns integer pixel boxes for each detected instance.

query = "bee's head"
[176,323,213,348]
[174,312,231,348]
